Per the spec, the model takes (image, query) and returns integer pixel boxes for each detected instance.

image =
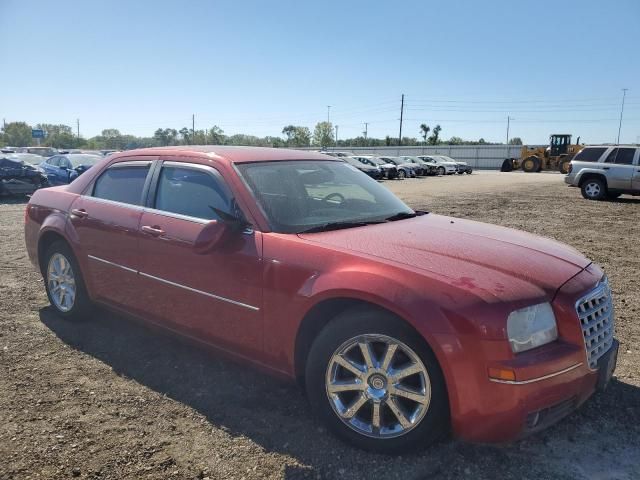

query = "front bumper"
[433,265,617,443]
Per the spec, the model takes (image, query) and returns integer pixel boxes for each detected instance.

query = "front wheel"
[306,309,449,453]
[44,241,93,320]
[436,166,445,176]
[397,169,406,180]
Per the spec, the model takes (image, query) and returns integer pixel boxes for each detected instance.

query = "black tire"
[397,169,406,180]
[305,308,449,454]
[500,159,513,172]
[465,170,473,174]
[559,159,571,174]
[580,177,607,201]
[43,240,93,321]
[522,156,540,173]
[436,166,445,176]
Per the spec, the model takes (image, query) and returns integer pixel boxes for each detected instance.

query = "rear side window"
[573,147,607,162]
[604,148,636,165]
[154,166,230,220]
[93,165,150,205]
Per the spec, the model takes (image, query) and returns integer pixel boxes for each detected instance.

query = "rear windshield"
[573,147,607,162]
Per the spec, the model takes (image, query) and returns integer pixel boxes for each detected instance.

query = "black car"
[0,156,48,196]
[343,156,383,180]
[353,156,399,179]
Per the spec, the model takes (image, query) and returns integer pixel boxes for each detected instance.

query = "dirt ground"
[1,171,639,480]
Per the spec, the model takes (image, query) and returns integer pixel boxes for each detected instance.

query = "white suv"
[565,145,640,200]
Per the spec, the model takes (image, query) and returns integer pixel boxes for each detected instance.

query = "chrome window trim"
[86,254,259,312]
[489,362,583,385]
[142,206,210,225]
[88,254,137,273]
[138,271,260,311]
[82,195,146,211]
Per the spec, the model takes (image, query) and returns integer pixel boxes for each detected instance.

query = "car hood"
[298,214,590,301]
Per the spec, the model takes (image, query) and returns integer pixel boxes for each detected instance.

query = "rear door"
[136,160,263,356]
[631,149,640,191]
[69,159,153,311]
[603,147,636,190]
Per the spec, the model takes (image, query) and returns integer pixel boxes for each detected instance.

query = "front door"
[136,161,263,357]
[69,160,152,310]
[603,147,636,190]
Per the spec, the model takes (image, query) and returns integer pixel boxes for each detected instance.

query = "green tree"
[313,121,334,147]
[36,124,81,149]
[508,137,523,145]
[478,138,486,144]
[447,136,464,145]
[208,125,225,144]
[282,125,311,147]
[428,125,442,145]
[419,124,430,144]
[2,121,32,147]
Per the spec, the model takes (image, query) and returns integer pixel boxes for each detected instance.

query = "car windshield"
[236,160,414,233]
[69,154,101,167]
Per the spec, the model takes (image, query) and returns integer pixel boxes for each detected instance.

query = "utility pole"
[335,125,339,146]
[398,94,404,146]
[327,105,331,123]
[617,88,628,144]
[363,122,368,146]
[506,115,511,145]
[192,114,195,145]
[77,118,80,138]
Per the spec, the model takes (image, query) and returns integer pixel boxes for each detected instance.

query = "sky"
[1,0,639,144]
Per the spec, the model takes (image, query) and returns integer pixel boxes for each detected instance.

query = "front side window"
[237,160,413,233]
[573,147,607,162]
[154,165,230,220]
[605,148,636,165]
[93,164,150,205]
[48,156,61,166]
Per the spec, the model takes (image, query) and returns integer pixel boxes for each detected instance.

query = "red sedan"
[24,146,618,453]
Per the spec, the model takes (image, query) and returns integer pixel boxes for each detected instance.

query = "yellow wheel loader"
[501,134,584,173]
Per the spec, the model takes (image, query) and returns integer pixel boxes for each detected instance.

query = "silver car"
[565,145,640,200]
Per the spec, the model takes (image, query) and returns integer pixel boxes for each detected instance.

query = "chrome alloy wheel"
[584,181,601,198]
[47,253,76,312]
[325,334,431,438]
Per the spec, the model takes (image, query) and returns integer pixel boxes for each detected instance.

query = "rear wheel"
[397,169,406,180]
[559,158,571,174]
[436,166,445,176]
[43,241,93,320]
[306,309,449,453]
[581,178,607,200]
[522,156,540,173]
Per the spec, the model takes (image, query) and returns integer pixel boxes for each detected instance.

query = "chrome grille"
[576,278,615,369]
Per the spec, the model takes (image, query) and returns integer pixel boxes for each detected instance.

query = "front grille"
[576,278,615,369]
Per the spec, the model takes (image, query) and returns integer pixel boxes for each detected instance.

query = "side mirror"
[193,206,251,254]
[193,219,230,254]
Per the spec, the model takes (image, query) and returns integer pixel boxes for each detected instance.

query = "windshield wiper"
[299,220,385,234]
[384,210,428,221]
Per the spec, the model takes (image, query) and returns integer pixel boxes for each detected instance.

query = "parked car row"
[0,146,114,195]
[319,151,473,179]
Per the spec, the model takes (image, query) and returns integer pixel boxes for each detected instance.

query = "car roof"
[110,145,337,164]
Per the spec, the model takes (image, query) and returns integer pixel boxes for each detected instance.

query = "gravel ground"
[1,171,639,480]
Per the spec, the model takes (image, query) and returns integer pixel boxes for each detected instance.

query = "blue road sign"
[31,129,45,139]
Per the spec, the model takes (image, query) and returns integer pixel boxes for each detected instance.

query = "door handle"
[602,167,610,170]
[141,225,165,236]
[70,208,88,218]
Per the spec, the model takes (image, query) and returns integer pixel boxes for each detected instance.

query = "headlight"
[507,302,558,353]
